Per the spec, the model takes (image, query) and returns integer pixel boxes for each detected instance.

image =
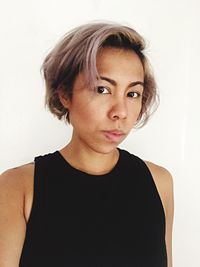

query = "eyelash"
[96,86,141,99]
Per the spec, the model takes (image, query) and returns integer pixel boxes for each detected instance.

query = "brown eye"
[96,86,110,94]
[127,92,141,98]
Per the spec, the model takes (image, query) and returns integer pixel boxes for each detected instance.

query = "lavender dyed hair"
[41,21,159,128]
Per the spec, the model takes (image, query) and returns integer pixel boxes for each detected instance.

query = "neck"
[59,140,119,175]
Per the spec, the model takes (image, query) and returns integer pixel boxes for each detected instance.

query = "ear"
[58,89,71,109]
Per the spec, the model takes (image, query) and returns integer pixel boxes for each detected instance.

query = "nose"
[108,98,128,120]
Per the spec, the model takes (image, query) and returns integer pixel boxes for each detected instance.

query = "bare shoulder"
[144,160,174,218]
[0,163,35,219]
[1,162,34,189]
[0,164,35,265]
[144,160,174,187]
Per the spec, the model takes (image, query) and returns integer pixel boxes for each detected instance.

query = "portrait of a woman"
[0,22,174,267]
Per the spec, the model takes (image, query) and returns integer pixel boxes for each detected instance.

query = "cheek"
[128,101,142,117]
[69,100,104,127]
[137,102,143,115]
[135,103,143,122]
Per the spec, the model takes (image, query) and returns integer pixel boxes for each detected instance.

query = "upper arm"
[163,169,174,267]
[0,169,27,267]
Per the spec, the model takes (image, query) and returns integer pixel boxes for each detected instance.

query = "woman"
[0,22,174,267]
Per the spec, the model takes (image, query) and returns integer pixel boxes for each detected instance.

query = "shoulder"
[144,160,173,186]
[144,160,174,218]
[0,163,34,187]
[122,150,174,191]
[0,164,35,264]
[144,160,174,193]
[0,163,35,218]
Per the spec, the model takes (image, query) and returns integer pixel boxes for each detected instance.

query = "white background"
[0,0,200,266]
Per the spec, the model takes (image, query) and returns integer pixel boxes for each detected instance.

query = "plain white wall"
[0,0,200,266]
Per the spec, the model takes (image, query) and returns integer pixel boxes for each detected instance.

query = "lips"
[102,130,125,143]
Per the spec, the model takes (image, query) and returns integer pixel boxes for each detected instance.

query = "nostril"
[110,112,127,120]
[112,115,120,120]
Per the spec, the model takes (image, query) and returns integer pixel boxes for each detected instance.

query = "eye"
[127,91,141,98]
[96,86,110,94]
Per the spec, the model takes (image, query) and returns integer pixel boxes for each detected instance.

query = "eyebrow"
[99,76,144,88]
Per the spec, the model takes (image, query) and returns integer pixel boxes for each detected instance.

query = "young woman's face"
[61,47,144,154]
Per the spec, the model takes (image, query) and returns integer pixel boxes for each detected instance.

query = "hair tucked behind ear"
[41,21,159,128]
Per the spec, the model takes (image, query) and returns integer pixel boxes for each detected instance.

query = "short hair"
[41,21,159,128]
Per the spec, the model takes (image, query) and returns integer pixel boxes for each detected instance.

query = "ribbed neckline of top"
[54,147,123,179]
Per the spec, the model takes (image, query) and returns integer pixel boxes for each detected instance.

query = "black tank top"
[19,148,167,267]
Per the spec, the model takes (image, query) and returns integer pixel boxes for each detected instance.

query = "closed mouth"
[103,130,125,135]
[102,130,126,143]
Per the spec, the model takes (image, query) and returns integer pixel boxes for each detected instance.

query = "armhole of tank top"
[25,156,40,227]
[137,156,166,227]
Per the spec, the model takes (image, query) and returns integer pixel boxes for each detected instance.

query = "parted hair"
[41,21,159,128]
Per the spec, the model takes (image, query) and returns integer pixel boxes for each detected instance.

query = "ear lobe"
[58,89,71,109]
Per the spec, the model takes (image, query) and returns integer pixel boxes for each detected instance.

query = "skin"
[0,47,174,267]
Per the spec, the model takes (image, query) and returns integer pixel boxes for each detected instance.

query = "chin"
[88,142,120,155]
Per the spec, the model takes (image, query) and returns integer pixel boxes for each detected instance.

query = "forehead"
[96,47,144,79]
[73,47,144,91]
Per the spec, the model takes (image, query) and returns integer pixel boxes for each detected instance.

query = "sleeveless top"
[19,147,167,267]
